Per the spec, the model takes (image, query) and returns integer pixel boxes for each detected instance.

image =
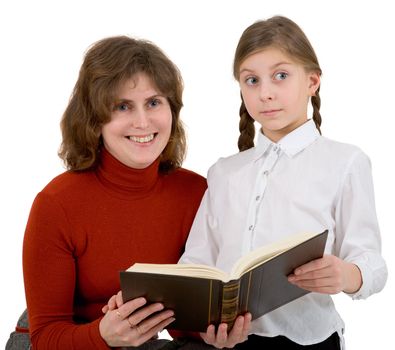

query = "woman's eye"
[274,72,288,80]
[115,103,129,111]
[148,98,161,108]
[245,77,258,85]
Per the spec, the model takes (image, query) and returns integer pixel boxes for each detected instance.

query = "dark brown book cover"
[120,230,328,332]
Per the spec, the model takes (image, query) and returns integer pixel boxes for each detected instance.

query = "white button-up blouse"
[180,119,387,346]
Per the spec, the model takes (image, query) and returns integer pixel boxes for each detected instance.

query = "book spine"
[220,280,241,330]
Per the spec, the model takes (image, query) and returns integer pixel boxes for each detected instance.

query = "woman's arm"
[23,192,109,349]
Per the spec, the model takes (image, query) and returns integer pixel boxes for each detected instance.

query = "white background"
[1,0,394,348]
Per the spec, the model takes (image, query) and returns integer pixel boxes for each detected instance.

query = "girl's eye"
[274,72,288,80]
[245,77,258,86]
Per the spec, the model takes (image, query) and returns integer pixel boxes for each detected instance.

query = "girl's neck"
[260,117,309,143]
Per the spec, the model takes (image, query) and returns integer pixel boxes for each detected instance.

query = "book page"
[127,263,230,281]
[230,231,321,279]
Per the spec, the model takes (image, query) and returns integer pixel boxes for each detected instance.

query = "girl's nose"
[259,83,274,102]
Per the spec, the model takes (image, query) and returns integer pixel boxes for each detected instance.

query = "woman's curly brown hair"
[58,36,186,173]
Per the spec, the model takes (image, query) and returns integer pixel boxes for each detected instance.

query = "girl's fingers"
[227,316,244,344]
[289,266,332,281]
[200,324,216,344]
[239,313,251,342]
[201,318,251,349]
[215,323,229,347]
[226,314,251,347]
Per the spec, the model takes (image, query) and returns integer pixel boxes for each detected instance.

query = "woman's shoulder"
[40,169,96,197]
[164,167,207,191]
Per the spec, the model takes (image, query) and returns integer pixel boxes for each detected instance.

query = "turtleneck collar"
[95,147,161,199]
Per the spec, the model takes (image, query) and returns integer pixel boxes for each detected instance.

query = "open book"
[120,230,328,332]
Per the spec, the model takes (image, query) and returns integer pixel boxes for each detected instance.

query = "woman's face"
[101,73,172,169]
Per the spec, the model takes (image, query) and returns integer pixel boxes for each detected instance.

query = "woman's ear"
[308,72,321,96]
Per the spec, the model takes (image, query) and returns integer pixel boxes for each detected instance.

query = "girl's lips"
[260,109,281,117]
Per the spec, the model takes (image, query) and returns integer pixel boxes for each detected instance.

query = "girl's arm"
[179,189,219,266]
[287,254,362,294]
[289,151,387,297]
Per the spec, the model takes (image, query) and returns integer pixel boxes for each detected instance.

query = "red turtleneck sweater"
[23,149,206,349]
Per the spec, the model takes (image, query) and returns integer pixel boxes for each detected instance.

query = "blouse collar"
[254,119,320,160]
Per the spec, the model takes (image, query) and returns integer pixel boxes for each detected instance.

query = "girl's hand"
[99,292,175,347]
[288,254,362,294]
[200,313,251,349]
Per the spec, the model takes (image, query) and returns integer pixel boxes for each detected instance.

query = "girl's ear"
[308,72,321,96]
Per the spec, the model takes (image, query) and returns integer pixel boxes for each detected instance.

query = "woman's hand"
[99,291,175,347]
[200,313,251,349]
[288,254,362,294]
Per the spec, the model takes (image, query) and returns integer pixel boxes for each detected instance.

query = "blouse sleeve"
[179,165,220,266]
[23,192,110,349]
[334,151,387,299]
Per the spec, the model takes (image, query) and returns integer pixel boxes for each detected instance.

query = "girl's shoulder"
[314,136,372,172]
[208,147,256,178]
[318,136,362,152]
[317,136,369,159]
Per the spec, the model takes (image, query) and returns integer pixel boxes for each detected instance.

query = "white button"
[273,146,278,151]
[255,195,260,201]
[263,171,269,176]
[249,225,253,231]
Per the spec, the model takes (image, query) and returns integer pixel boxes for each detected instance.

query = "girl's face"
[101,73,172,169]
[239,48,320,142]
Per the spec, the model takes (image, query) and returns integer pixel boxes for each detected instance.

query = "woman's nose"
[131,108,149,129]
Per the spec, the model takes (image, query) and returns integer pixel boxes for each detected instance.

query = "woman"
[22,36,206,349]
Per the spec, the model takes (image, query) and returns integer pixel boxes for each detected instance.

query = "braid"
[238,99,255,151]
[311,87,322,134]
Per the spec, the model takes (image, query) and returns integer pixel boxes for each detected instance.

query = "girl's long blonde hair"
[233,16,322,151]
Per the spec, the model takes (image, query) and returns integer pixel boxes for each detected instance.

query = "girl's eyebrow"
[270,61,292,69]
[239,68,255,75]
[239,61,293,75]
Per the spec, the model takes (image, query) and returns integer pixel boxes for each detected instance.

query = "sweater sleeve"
[23,192,110,349]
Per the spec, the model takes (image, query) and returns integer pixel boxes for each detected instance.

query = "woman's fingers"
[115,290,124,308]
[130,313,176,346]
[100,297,175,347]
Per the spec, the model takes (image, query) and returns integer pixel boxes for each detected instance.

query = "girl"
[22,36,207,349]
[179,16,387,349]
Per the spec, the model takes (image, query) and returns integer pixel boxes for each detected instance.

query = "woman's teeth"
[128,134,155,143]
